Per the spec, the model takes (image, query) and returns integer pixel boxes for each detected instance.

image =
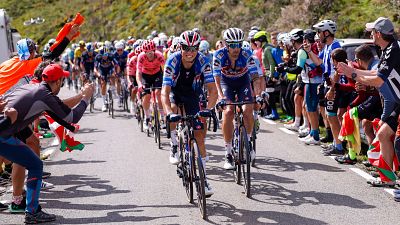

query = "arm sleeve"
[212,51,222,78]
[42,38,70,61]
[44,94,87,124]
[162,56,177,87]
[202,61,215,84]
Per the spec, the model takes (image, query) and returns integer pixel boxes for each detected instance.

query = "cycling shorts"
[304,83,319,112]
[318,84,326,107]
[99,67,114,83]
[142,71,163,89]
[170,93,204,130]
[221,76,253,103]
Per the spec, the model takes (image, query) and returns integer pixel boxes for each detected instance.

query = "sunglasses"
[117,49,123,52]
[227,42,242,49]
[181,45,199,52]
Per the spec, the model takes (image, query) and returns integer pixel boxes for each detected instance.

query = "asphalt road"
[1,87,399,225]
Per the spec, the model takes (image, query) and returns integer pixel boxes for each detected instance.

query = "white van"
[0,9,21,64]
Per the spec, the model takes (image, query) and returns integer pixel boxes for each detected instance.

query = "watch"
[351,72,357,80]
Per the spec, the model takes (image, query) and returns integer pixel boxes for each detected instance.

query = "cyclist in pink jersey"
[136,40,166,130]
[127,46,142,113]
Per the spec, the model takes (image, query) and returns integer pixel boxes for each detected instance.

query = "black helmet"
[304,29,316,43]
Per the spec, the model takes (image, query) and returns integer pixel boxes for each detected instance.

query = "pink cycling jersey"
[136,50,165,75]
[255,48,265,74]
[127,55,137,76]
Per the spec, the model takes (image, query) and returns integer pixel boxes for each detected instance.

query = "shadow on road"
[206,200,328,225]
[250,181,375,209]
[253,156,345,172]
[42,174,130,199]
[78,128,105,134]
[44,158,106,166]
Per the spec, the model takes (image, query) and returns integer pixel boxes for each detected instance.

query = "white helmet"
[277,33,287,44]
[248,30,258,40]
[223,28,244,43]
[115,41,125,50]
[104,41,112,48]
[313,20,337,34]
[158,33,168,43]
[153,37,161,47]
[199,40,210,52]
[282,33,292,46]
[289,29,304,41]
[242,41,251,49]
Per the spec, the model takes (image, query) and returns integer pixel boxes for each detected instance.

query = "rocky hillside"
[1,0,399,47]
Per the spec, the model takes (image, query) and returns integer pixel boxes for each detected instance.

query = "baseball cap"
[365,17,395,35]
[42,64,70,82]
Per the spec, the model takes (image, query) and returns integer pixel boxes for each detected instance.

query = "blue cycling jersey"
[163,51,214,95]
[212,47,258,81]
[95,54,117,69]
[113,50,129,70]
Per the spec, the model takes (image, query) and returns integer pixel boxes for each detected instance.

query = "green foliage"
[0,0,399,47]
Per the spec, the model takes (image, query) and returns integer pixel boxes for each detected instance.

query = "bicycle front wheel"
[180,136,193,203]
[240,125,251,198]
[233,129,241,185]
[191,139,206,219]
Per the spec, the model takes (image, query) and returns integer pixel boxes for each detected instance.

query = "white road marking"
[278,127,296,135]
[349,168,374,181]
[262,118,277,125]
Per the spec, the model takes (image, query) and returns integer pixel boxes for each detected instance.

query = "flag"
[367,118,399,182]
[339,107,361,154]
[44,114,84,152]
[50,13,84,52]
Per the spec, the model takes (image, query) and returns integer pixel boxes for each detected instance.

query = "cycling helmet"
[289,28,304,41]
[248,29,258,40]
[115,41,125,50]
[48,38,56,46]
[142,40,156,52]
[192,27,200,34]
[304,29,316,43]
[151,30,158,37]
[254,31,268,43]
[104,40,112,48]
[242,41,251,49]
[86,43,93,52]
[282,33,292,46]
[249,26,261,32]
[153,37,161,47]
[313,20,337,34]
[26,38,36,53]
[223,28,244,43]
[277,33,286,44]
[79,40,85,47]
[199,40,210,52]
[134,45,142,55]
[179,30,201,47]
[158,33,168,44]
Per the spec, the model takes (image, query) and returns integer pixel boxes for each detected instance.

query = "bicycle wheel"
[191,139,206,219]
[180,135,193,203]
[233,129,241,185]
[90,96,94,113]
[153,104,160,147]
[108,89,114,119]
[240,125,251,198]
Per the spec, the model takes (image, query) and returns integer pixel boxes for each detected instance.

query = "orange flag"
[50,13,85,52]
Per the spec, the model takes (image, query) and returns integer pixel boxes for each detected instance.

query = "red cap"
[42,64,69,82]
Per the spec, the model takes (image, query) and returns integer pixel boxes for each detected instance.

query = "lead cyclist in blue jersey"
[162,30,218,196]
[213,28,262,170]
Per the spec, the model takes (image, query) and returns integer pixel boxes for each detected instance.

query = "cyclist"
[73,40,87,91]
[113,41,129,107]
[136,40,166,130]
[127,45,143,113]
[162,30,217,196]
[0,63,94,224]
[80,43,97,83]
[199,40,213,63]
[94,48,120,112]
[213,28,261,170]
